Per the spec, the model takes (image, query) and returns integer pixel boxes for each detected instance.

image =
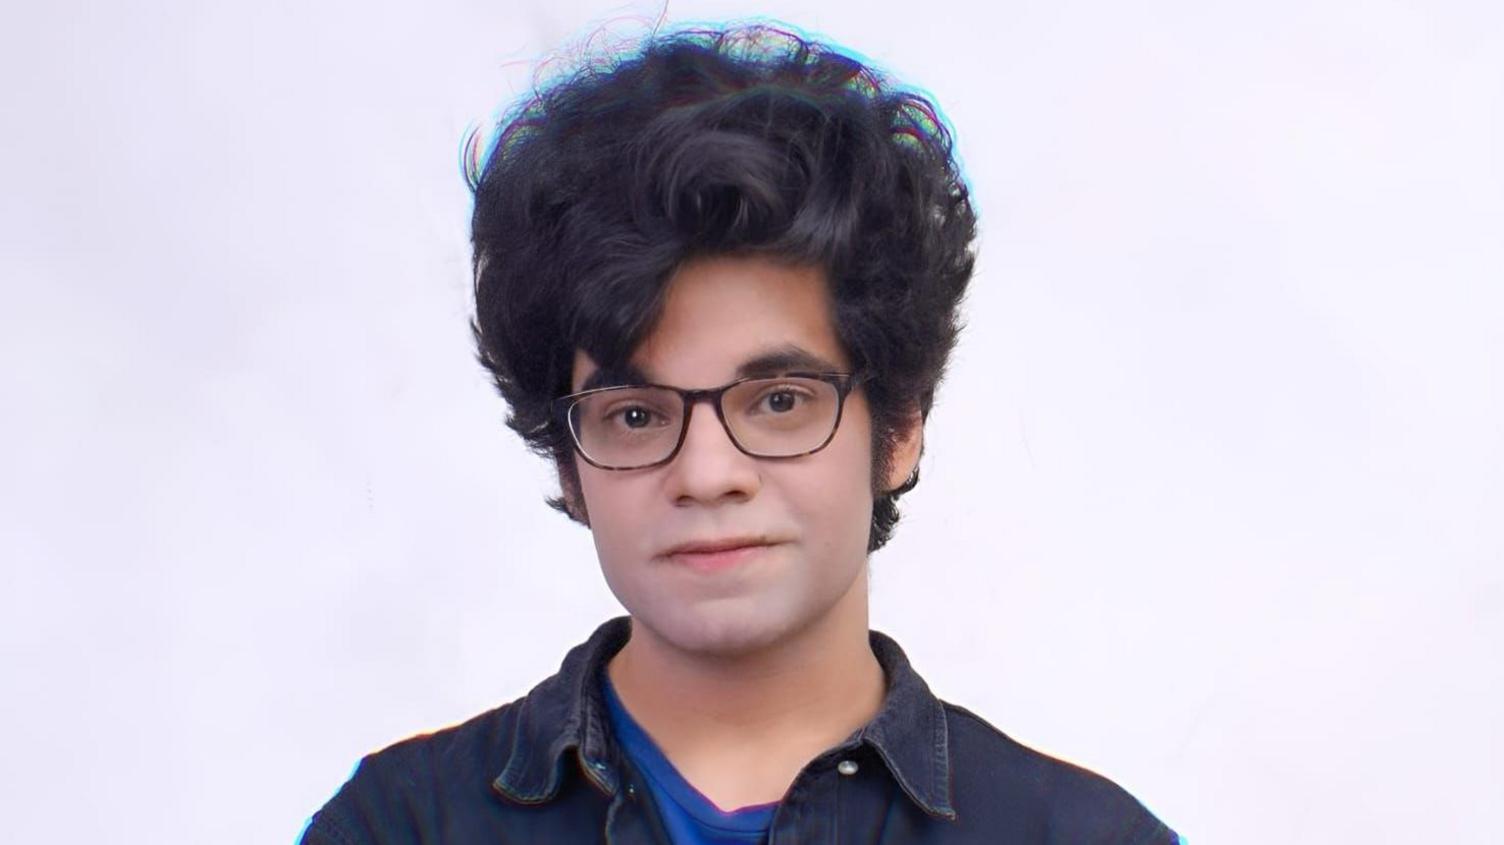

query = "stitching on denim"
[920,691,956,817]
[929,695,957,818]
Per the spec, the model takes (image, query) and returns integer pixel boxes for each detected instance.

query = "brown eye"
[616,406,657,429]
[750,384,815,415]
[765,391,797,413]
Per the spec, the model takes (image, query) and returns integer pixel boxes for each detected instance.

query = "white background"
[3,1,1500,842]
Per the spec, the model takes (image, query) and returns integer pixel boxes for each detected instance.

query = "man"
[303,23,1179,844]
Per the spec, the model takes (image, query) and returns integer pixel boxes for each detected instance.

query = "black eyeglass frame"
[551,371,869,471]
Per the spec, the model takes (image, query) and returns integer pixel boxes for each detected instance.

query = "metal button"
[626,783,637,799]
[836,759,859,776]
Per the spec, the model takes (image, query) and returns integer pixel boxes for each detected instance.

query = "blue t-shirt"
[600,669,777,845]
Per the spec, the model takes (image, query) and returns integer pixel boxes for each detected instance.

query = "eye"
[764,390,798,413]
[752,384,816,414]
[611,405,662,429]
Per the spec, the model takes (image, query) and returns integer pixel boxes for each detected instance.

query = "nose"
[663,400,761,506]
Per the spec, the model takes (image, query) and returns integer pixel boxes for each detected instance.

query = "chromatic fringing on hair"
[469,23,978,552]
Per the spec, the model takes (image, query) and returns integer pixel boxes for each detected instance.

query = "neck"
[604,568,887,785]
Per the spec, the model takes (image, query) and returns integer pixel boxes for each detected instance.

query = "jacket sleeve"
[299,814,357,845]
[299,745,433,845]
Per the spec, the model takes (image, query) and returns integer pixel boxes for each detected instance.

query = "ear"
[881,409,925,493]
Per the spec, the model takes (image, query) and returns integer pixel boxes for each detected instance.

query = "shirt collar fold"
[492,615,955,820]
[856,628,957,819]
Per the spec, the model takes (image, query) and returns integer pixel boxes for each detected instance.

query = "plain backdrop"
[2,1,1500,842]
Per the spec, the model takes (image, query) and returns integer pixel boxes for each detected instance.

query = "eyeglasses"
[553,372,866,471]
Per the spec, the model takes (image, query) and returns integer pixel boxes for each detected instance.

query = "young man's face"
[568,255,907,658]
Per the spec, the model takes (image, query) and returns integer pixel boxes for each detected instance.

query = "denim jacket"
[302,616,1178,844]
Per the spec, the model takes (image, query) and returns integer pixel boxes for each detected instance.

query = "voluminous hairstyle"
[469,23,977,552]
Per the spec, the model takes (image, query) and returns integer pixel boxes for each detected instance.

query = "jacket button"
[626,783,637,799]
[836,760,859,776]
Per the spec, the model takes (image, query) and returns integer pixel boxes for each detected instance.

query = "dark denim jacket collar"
[493,615,957,820]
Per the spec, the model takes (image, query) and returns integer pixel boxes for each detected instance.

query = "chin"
[633,600,804,658]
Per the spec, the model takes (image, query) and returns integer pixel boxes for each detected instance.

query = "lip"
[663,538,779,573]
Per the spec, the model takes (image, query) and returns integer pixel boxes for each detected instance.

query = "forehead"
[571,255,849,390]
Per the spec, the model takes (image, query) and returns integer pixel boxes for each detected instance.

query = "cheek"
[782,412,875,549]
[577,470,651,558]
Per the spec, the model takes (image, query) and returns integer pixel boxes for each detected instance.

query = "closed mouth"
[664,537,776,557]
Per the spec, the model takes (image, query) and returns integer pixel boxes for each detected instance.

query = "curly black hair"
[469,23,977,552]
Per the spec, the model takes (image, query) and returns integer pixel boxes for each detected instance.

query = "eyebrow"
[577,344,845,392]
[734,345,845,379]
[579,362,650,393]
